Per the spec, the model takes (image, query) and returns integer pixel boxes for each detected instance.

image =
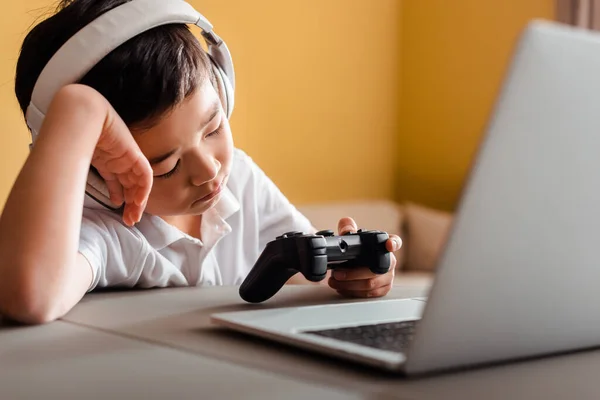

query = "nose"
[188,149,220,187]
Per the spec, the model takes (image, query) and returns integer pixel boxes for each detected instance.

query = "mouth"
[194,179,225,204]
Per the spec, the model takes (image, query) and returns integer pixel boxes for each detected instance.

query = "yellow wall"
[0,0,560,213]
[0,0,52,210]
[0,0,401,210]
[398,0,556,211]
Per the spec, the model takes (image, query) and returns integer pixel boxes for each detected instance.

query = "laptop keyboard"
[303,319,418,353]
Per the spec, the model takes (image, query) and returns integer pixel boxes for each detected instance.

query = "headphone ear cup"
[86,168,119,210]
[210,57,234,119]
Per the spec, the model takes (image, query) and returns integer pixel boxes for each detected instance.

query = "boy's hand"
[84,86,153,226]
[327,217,402,298]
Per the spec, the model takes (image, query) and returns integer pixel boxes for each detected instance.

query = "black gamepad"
[239,229,391,303]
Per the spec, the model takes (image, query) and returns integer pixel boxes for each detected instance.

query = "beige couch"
[296,200,453,275]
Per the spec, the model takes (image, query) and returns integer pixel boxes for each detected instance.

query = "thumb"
[337,217,358,235]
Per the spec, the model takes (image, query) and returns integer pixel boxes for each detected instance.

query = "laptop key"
[304,319,419,353]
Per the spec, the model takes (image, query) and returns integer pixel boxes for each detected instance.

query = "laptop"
[211,20,600,375]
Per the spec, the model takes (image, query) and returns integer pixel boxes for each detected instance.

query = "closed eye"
[154,125,222,179]
[206,126,222,138]
[155,159,181,179]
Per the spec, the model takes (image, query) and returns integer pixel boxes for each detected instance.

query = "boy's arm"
[0,86,114,324]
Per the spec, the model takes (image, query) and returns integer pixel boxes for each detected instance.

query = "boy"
[0,0,401,324]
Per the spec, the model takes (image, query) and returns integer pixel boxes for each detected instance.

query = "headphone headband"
[25,0,235,209]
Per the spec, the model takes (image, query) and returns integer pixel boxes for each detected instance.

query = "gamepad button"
[276,231,304,239]
[315,229,335,237]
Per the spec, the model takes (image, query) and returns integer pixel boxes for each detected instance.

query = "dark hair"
[15,0,217,130]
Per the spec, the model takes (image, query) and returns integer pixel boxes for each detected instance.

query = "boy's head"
[14,0,234,217]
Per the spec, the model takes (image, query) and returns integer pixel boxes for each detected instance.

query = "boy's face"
[132,81,234,217]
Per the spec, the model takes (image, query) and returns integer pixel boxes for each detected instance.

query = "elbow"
[8,300,61,325]
[1,291,62,325]
[0,270,63,325]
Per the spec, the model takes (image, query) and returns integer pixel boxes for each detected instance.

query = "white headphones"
[25,0,235,209]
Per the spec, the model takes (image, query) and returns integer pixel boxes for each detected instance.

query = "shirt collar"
[85,186,241,251]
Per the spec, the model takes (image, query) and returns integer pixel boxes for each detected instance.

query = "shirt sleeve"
[78,207,188,291]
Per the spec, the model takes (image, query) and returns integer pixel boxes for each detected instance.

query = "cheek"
[220,143,233,170]
[219,127,235,168]
[144,183,188,214]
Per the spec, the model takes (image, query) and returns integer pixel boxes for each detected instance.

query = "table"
[0,319,366,399]
[3,274,600,399]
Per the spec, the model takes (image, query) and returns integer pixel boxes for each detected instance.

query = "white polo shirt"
[78,148,315,291]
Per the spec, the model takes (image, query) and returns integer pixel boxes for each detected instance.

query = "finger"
[118,171,151,207]
[104,156,134,175]
[96,170,124,206]
[336,283,393,299]
[331,267,378,281]
[134,171,153,207]
[119,176,150,224]
[123,201,143,226]
[332,260,395,280]
[131,156,153,207]
[122,205,135,227]
[133,155,152,177]
[386,235,403,252]
[103,147,146,175]
[130,198,145,223]
[123,188,142,223]
[124,185,136,205]
[106,179,124,207]
[328,271,393,292]
[337,217,358,235]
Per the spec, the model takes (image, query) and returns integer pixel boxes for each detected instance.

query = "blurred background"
[0,0,573,272]
[0,0,558,209]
